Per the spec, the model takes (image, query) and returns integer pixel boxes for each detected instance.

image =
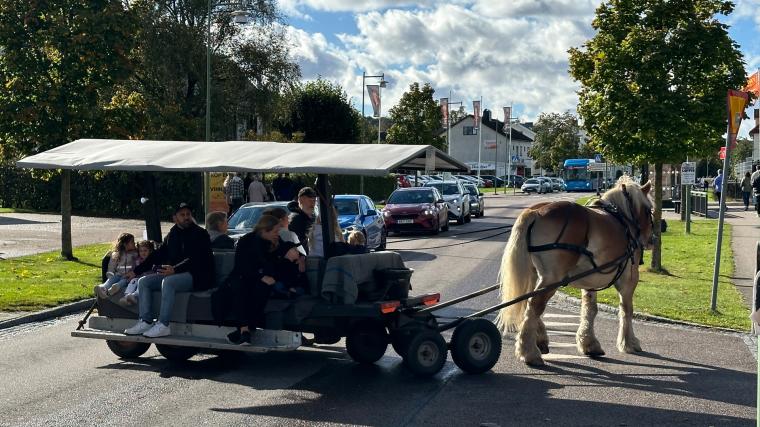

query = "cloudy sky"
[277,0,760,134]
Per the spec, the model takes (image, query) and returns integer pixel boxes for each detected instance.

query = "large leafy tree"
[278,78,361,143]
[568,0,747,271]
[0,0,138,259]
[386,82,444,150]
[529,112,582,172]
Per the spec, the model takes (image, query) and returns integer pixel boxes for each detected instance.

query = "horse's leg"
[576,289,605,357]
[515,286,555,366]
[617,278,642,353]
[536,317,549,354]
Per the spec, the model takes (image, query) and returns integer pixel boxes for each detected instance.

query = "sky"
[276,0,760,136]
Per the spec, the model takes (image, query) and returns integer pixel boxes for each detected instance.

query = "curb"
[552,291,749,335]
[0,299,94,330]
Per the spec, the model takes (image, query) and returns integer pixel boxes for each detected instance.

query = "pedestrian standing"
[248,174,268,203]
[740,172,752,211]
[227,172,245,215]
[713,169,724,209]
[751,165,760,216]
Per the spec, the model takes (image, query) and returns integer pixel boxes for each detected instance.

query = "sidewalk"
[663,200,760,311]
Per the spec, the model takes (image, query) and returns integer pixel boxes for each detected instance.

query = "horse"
[495,176,653,366]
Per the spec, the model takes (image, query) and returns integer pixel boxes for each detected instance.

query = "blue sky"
[277,0,760,135]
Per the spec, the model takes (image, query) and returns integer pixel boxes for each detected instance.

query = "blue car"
[334,195,387,251]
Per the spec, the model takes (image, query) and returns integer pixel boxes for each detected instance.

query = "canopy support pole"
[316,174,334,257]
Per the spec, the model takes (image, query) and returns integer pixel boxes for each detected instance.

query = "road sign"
[594,154,602,163]
[511,155,520,162]
[589,162,606,172]
[681,162,696,185]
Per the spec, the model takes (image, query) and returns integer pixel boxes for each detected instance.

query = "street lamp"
[204,0,249,218]
[361,72,388,144]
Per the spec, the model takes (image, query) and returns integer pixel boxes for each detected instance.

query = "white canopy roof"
[15,139,469,176]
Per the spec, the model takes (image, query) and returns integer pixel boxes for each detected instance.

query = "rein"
[526,186,648,291]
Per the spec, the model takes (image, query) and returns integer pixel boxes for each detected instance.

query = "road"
[0,192,755,426]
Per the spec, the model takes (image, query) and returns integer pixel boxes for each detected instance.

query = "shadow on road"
[0,216,58,226]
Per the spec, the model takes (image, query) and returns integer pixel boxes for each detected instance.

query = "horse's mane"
[600,176,652,219]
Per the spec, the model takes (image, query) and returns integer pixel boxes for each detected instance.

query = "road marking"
[543,321,579,328]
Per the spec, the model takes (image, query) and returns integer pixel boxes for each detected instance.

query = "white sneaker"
[94,285,108,299]
[124,320,152,335]
[143,322,171,338]
[107,283,124,296]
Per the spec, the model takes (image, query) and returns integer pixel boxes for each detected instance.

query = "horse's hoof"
[522,356,545,367]
[618,342,642,353]
[537,341,550,354]
[584,348,606,357]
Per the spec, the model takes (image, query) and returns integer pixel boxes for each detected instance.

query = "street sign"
[589,162,606,172]
[681,162,696,185]
[594,154,602,163]
[511,155,520,162]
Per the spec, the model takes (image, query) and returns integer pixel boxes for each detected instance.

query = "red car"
[396,174,411,188]
[382,187,449,234]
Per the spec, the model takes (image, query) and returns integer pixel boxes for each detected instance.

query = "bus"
[562,159,598,192]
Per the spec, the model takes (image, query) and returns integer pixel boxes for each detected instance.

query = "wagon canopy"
[15,139,469,176]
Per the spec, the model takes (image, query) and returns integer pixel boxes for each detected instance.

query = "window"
[463,126,478,135]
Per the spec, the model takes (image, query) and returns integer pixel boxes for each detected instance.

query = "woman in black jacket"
[227,214,291,345]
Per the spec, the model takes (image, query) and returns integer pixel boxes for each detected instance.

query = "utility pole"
[446,91,462,156]
[477,96,483,181]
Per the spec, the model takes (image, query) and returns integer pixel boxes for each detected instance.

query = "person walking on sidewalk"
[752,165,760,216]
[124,202,215,338]
[713,169,724,210]
[740,172,752,211]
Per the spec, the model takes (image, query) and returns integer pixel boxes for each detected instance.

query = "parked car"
[334,195,387,250]
[521,178,552,194]
[406,175,429,186]
[500,174,525,188]
[396,174,411,188]
[479,175,504,187]
[454,175,488,188]
[227,201,290,237]
[424,180,471,224]
[549,177,566,192]
[382,187,449,234]
[537,177,554,193]
[463,183,484,217]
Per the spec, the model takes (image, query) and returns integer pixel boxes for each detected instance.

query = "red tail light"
[380,301,401,314]
[421,293,440,306]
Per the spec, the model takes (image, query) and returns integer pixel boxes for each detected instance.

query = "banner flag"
[727,89,749,146]
[503,106,511,131]
[367,85,380,117]
[743,71,760,98]
[440,98,449,127]
[719,146,727,160]
[473,100,481,128]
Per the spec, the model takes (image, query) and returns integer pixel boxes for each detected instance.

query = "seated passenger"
[347,230,369,254]
[124,203,214,338]
[119,239,157,306]
[271,242,309,299]
[206,211,235,250]
[308,207,345,257]
[94,232,138,298]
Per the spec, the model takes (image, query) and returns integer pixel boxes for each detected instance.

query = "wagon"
[17,139,505,376]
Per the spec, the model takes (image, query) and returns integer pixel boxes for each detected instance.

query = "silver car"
[424,180,472,224]
[521,178,552,194]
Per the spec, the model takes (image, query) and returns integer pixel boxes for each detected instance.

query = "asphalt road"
[0,192,755,426]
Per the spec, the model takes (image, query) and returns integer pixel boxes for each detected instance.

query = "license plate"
[397,219,414,224]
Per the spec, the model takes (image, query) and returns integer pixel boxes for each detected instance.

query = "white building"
[441,110,535,176]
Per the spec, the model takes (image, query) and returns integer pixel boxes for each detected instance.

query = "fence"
[677,189,708,219]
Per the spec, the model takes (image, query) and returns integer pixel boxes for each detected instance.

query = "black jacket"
[210,234,235,250]
[288,208,314,255]
[134,223,215,291]
[233,232,280,285]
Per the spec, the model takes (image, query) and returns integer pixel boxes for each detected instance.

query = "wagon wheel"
[449,318,502,374]
[403,329,447,377]
[390,327,421,356]
[346,321,388,364]
[106,340,151,359]
[155,344,197,362]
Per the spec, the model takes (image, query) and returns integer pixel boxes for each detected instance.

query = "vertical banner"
[743,70,760,98]
[440,98,449,127]
[209,172,229,214]
[473,100,481,128]
[367,85,381,117]
[727,89,749,147]
[503,106,511,130]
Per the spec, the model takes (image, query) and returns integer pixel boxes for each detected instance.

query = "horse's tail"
[495,209,539,334]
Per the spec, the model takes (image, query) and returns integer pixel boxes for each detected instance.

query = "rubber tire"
[479,209,485,218]
[155,344,197,362]
[403,330,448,377]
[450,319,502,374]
[377,229,387,251]
[456,214,465,225]
[106,340,151,359]
[432,219,441,235]
[390,327,420,356]
[464,213,471,223]
[346,322,389,364]
[441,219,450,232]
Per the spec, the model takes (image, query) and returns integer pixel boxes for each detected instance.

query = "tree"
[386,82,445,150]
[278,78,362,143]
[529,112,582,172]
[0,0,138,259]
[449,105,467,124]
[568,0,747,271]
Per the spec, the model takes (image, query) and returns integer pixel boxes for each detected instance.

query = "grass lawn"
[0,243,110,312]
[575,195,600,206]
[0,207,38,214]
[561,220,750,330]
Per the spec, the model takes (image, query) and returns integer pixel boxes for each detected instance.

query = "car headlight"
[423,209,434,215]
[452,198,459,204]
[383,210,391,217]
[585,182,591,187]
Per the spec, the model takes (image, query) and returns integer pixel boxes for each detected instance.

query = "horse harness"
[526,187,649,291]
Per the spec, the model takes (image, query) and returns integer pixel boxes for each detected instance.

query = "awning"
[15,139,469,176]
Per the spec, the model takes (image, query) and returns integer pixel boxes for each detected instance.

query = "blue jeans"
[137,273,193,325]
[102,274,127,291]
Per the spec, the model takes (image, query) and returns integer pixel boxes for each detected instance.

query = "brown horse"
[495,177,653,366]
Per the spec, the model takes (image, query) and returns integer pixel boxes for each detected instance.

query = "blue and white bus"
[562,159,598,192]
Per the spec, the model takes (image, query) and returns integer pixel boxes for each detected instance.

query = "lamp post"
[204,0,249,218]
[446,90,462,156]
[361,73,387,193]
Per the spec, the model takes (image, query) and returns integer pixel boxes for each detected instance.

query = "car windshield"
[228,206,266,230]
[335,199,360,215]
[525,179,539,184]
[387,190,435,204]
[426,182,459,195]
[465,185,478,196]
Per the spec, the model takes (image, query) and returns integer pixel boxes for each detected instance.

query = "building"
[751,109,759,162]
[441,109,535,176]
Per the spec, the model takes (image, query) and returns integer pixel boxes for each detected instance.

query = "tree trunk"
[60,169,75,260]
[650,163,663,272]
[639,163,649,185]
